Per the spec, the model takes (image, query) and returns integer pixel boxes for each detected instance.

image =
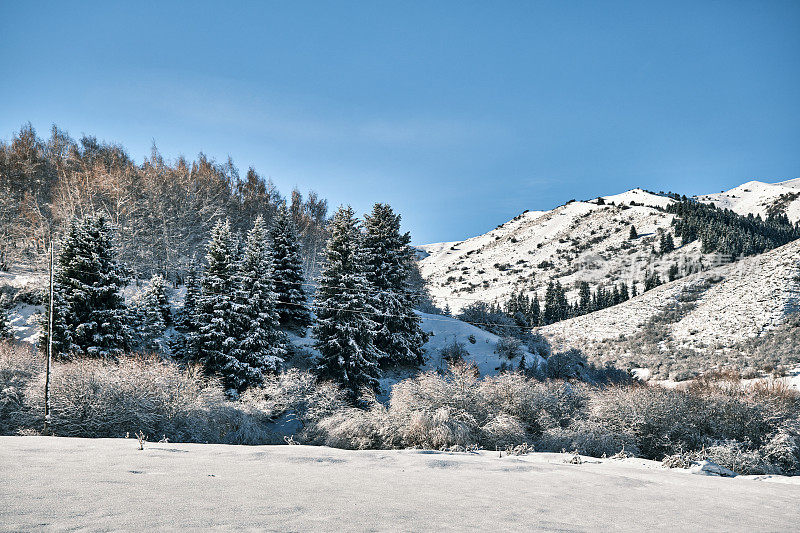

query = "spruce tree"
[230,216,286,388]
[660,231,676,255]
[529,294,541,327]
[578,281,591,314]
[45,215,128,358]
[629,225,638,239]
[129,275,167,353]
[174,256,202,360]
[269,204,312,331]
[313,206,381,397]
[362,203,428,367]
[149,274,172,326]
[0,294,11,339]
[194,219,240,390]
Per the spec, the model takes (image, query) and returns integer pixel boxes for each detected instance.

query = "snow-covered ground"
[696,179,800,223]
[1,436,798,532]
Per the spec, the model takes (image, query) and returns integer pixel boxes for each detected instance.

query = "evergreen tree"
[0,294,11,339]
[619,282,630,301]
[314,206,381,397]
[129,275,167,353]
[529,294,541,326]
[174,256,202,360]
[230,216,287,389]
[631,282,638,298]
[629,224,638,239]
[578,281,591,314]
[269,204,312,331]
[644,271,662,291]
[193,219,240,391]
[668,263,680,282]
[362,203,428,367]
[45,215,128,358]
[660,231,676,255]
[148,274,172,326]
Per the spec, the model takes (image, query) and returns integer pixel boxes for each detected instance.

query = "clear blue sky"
[1,1,799,244]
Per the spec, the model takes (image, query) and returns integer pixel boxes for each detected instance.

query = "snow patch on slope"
[696,180,800,223]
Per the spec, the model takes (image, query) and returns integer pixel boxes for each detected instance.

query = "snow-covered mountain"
[696,179,800,222]
[418,188,699,314]
[542,238,800,350]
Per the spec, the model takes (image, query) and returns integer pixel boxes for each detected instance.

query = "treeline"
[0,123,329,278]
[41,203,427,398]
[664,196,799,257]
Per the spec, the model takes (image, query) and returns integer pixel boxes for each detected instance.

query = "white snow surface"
[1,436,798,532]
[696,179,800,222]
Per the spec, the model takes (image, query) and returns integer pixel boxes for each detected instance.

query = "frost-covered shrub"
[0,341,41,434]
[242,369,348,430]
[16,355,274,444]
[494,336,523,360]
[538,420,639,458]
[439,339,470,364]
[546,348,587,380]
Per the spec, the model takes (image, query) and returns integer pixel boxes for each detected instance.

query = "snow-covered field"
[1,436,798,532]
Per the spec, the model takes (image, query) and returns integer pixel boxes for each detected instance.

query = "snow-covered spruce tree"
[173,256,202,360]
[44,214,128,358]
[0,294,11,339]
[128,275,167,353]
[269,204,312,331]
[193,219,240,391]
[229,216,287,389]
[149,274,172,326]
[362,203,428,367]
[313,205,381,397]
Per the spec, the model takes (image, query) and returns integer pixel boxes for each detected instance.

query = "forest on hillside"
[0,123,330,279]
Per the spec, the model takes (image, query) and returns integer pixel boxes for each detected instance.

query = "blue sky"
[1,1,798,244]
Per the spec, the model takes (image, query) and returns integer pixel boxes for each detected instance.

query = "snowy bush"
[14,354,275,444]
[0,341,42,434]
[546,348,587,380]
[538,420,639,458]
[438,339,470,364]
[494,336,523,360]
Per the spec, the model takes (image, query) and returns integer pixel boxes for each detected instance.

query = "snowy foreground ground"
[2,437,799,532]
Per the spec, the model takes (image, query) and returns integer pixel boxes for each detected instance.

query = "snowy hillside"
[418,189,696,313]
[540,239,800,377]
[696,179,800,223]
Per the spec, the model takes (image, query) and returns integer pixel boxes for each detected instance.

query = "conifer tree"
[578,281,591,314]
[230,216,286,387]
[314,206,381,396]
[129,275,167,353]
[148,274,172,326]
[629,225,638,239]
[174,256,202,360]
[45,214,128,358]
[362,203,428,367]
[0,294,11,339]
[660,231,676,255]
[269,204,312,331]
[193,219,240,390]
[529,294,541,326]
